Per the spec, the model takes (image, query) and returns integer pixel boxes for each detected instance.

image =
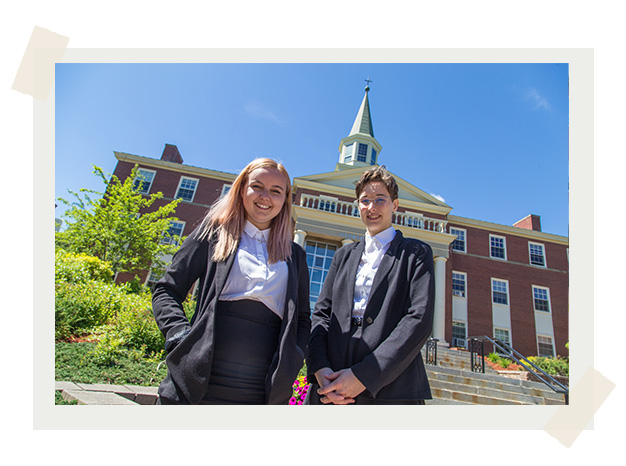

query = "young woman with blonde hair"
[153,158,310,404]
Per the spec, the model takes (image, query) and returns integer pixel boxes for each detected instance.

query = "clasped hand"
[315,367,366,404]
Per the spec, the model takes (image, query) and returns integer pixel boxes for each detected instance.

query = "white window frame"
[450,227,467,253]
[145,268,165,290]
[494,327,512,354]
[537,334,555,357]
[529,241,547,267]
[175,176,199,202]
[452,271,467,298]
[491,278,509,305]
[452,321,467,348]
[221,184,232,198]
[344,143,354,163]
[133,168,156,194]
[370,148,377,165]
[162,220,186,246]
[532,285,552,313]
[489,234,507,260]
[357,143,368,162]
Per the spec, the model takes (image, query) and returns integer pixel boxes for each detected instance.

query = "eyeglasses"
[358,196,391,207]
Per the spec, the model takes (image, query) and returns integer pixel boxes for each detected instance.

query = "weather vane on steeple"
[364,76,373,92]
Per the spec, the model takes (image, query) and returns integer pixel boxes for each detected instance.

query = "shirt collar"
[243,220,270,242]
[365,227,396,253]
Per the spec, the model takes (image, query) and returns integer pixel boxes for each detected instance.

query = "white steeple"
[336,79,382,170]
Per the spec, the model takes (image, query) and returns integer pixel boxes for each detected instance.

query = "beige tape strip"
[12,25,69,100]
[544,367,615,447]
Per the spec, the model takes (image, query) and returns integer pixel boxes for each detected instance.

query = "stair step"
[428,379,548,405]
[424,365,566,405]
[426,365,565,398]
[429,387,525,405]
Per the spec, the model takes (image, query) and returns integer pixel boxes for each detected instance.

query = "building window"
[146,268,164,291]
[221,184,231,198]
[494,327,511,354]
[175,176,198,202]
[344,143,354,163]
[537,335,555,357]
[490,235,507,260]
[133,168,156,194]
[529,242,546,267]
[452,271,467,298]
[452,321,467,348]
[162,220,185,246]
[357,143,368,162]
[533,286,551,312]
[450,227,466,253]
[371,149,377,165]
[306,240,337,311]
[492,279,509,305]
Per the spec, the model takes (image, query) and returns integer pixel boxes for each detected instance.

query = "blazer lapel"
[344,240,365,319]
[213,245,238,299]
[280,251,299,332]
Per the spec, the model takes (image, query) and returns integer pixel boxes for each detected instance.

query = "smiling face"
[240,167,288,230]
[358,181,399,236]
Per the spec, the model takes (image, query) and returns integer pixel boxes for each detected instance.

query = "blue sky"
[55,63,569,237]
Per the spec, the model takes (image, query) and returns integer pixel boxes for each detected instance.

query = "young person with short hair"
[306,166,435,404]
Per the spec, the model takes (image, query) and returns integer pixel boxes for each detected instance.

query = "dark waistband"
[217,299,281,326]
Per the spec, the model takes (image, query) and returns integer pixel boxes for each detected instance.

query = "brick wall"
[446,222,569,358]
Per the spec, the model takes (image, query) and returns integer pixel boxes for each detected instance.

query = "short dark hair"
[355,165,398,200]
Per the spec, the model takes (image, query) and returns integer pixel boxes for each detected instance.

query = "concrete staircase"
[422,346,567,405]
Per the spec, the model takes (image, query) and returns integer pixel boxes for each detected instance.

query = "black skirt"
[201,299,281,404]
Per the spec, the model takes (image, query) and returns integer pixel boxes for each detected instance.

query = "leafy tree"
[56,165,183,277]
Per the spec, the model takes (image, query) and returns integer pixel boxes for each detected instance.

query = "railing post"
[470,338,485,373]
[425,338,438,365]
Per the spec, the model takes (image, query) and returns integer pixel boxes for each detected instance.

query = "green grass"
[55,341,167,386]
[55,391,78,405]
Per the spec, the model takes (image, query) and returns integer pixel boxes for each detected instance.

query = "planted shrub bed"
[55,249,309,404]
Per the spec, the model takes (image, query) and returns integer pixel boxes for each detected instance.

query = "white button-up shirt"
[353,226,397,318]
[220,221,288,319]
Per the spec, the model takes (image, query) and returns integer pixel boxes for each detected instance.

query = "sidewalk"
[56,381,159,405]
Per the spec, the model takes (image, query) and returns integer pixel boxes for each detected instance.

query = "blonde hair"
[196,158,293,263]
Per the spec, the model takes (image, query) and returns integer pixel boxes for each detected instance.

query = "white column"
[294,229,307,247]
[433,256,448,345]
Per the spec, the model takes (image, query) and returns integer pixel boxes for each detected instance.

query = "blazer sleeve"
[306,245,346,377]
[351,241,435,397]
[152,231,209,350]
[294,243,312,356]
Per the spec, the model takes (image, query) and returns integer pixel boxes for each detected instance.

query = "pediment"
[294,166,452,213]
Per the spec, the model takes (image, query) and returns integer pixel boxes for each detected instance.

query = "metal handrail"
[468,336,569,404]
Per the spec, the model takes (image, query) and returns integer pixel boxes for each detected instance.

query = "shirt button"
[366,317,373,324]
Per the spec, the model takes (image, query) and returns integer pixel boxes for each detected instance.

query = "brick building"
[112,87,569,359]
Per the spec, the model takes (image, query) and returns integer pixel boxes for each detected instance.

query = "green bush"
[55,248,114,284]
[56,341,167,386]
[55,280,118,339]
[55,278,154,339]
[522,356,569,377]
[111,302,165,355]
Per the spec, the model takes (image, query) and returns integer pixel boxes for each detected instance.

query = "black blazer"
[152,229,311,404]
[307,230,435,402]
